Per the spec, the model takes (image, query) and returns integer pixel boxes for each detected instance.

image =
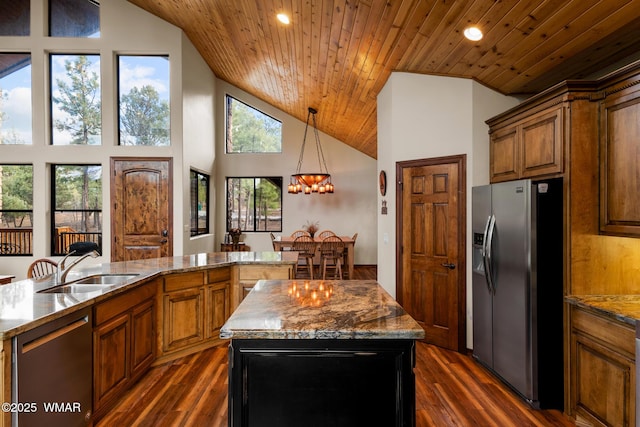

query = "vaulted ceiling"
[128,0,640,158]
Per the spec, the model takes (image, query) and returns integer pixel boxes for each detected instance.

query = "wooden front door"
[396,155,466,352]
[111,158,172,261]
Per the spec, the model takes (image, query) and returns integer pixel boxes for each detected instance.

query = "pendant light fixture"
[288,107,334,194]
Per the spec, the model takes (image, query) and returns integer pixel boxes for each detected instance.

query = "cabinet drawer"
[94,281,156,326]
[571,306,634,357]
[164,271,205,292]
[238,265,292,280]
[208,267,231,283]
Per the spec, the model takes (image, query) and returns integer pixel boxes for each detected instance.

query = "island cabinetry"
[569,305,635,427]
[157,267,231,362]
[233,264,293,310]
[0,339,9,427]
[488,104,564,183]
[599,77,640,236]
[93,280,157,419]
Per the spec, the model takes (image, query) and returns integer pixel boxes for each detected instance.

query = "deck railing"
[0,228,102,255]
[0,228,33,255]
[56,231,102,255]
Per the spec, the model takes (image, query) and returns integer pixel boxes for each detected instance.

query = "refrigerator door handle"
[484,214,497,294]
[481,215,492,294]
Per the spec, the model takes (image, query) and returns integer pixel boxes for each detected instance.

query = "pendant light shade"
[288,107,334,194]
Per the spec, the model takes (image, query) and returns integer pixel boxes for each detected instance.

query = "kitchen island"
[221,279,424,427]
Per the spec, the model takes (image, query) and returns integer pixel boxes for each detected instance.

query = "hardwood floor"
[97,266,574,426]
[97,343,574,427]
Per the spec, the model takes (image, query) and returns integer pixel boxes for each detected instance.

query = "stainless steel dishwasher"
[12,307,92,426]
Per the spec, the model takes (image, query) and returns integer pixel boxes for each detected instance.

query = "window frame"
[226,176,283,233]
[0,164,33,256]
[225,94,282,154]
[190,169,210,237]
[51,164,102,256]
[117,54,171,147]
[49,53,102,146]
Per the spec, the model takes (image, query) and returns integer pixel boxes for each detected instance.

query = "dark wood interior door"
[111,158,172,262]
[397,155,466,352]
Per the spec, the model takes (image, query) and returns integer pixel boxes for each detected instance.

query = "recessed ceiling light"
[464,26,483,41]
[277,13,290,25]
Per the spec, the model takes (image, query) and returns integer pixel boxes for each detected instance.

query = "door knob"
[441,263,456,270]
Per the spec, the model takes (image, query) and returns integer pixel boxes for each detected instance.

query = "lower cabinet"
[157,268,231,362]
[93,281,157,420]
[228,339,417,427]
[234,265,294,311]
[570,306,635,427]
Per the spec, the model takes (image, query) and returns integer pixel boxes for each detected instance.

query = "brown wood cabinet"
[570,306,635,427]
[599,78,640,236]
[93,281,157,419]
[157,267,231,363]
[234,264,294,311]
[488,104,565,182]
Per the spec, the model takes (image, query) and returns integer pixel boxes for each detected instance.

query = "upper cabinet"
[489,105,565,182]
[599,73,640,236]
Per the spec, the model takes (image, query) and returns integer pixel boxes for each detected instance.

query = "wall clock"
[379,170,387,196]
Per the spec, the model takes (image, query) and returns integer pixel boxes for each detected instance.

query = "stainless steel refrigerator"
[472,178,563,409]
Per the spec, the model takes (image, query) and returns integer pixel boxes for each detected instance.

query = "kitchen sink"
[39,273,139,293]
[41,284,119,293]
[74,273,139,285]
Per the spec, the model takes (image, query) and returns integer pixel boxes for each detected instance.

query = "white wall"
[377,72,519,347]
[181,35,217,255]
[214,81,378,264]
[0,0,197,279]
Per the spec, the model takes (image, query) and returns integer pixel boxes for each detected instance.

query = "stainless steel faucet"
[56,250,100,284]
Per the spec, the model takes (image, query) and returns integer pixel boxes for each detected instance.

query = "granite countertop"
[565,294,640,326]
[220,279,425,340]
[0,251,298,339]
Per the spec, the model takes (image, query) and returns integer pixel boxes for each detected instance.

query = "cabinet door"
[163,287,204,352]
[572,334,634,427]
[489,126,519,182]
[570,307,635,427]
[131,299,155,380]
[520,107,563,178]
[93,312,130,413]
[205,281,230,339]
[600,88,640,235]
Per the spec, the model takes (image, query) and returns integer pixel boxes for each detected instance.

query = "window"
[50,54,101,145]
[0,165,33,255]
[0,53,32,145]
[52,165,102,255]
[118,55,170,146]
[49,0,100,38]
[0,2,29,36]
[225,95,282,153]
[190,170,209,236]
[226,177,282,232]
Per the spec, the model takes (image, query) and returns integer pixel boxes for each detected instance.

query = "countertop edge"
[0,251,298,340]
[565,295,640,327]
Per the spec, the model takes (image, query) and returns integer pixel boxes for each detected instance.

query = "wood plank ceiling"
[127,0,640,159]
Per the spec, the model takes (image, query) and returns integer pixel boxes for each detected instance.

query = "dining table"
[272,235,356,279]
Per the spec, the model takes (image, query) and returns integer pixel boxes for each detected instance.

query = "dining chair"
[320,235,344,279]
[27,259,58,279]
[292,235,316,279]
[270,232,277,250]
[290,229,310,239]
[317,230,335,239]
